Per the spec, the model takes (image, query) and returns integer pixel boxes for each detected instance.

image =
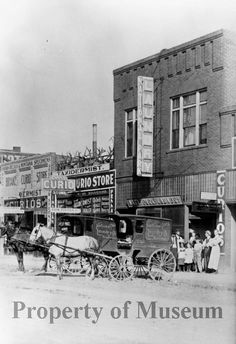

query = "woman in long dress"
[208,229,224,273]
[202,230,212,272]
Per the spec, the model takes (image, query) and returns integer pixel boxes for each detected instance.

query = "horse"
[0,223,49,272]
[29,224,99,280]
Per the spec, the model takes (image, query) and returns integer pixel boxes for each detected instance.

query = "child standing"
[184,242,193,272]
[178,242,185,271]
[193,237,203,272]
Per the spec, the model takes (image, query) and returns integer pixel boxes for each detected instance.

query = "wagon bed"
[53,213,176,281]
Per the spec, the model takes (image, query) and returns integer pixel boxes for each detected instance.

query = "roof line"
[113,29,223,75]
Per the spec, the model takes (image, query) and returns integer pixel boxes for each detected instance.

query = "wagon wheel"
[66,256,90,275]
[148,249,176,281]
[134,258,149,278]
[48,256,70,273]
[95,256,109,278]
[48,256,58,272]
[109,255,134,281]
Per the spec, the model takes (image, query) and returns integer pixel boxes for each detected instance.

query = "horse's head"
[30,223,54,243]
[30,224,42,242]
[1,223,17,241]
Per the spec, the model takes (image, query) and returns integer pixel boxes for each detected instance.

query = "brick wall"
[114,29,236,206]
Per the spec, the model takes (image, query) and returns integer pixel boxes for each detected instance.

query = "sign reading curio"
[42,178,75,191]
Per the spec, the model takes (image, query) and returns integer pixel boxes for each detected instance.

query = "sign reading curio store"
[75,170,115,191]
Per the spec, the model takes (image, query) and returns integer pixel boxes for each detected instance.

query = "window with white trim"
[170,90,207,149]
[125,108,137,157]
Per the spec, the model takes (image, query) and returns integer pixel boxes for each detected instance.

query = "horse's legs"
[41,252,49,272]
[86,257,95,280]
[56,256,63,280]
[16,249,25,272]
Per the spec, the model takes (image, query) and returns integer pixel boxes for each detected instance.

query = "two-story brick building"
[113,29,236,271]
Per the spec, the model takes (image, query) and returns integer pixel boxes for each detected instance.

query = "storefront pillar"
[184,205,189,242]
[230,205,236,272]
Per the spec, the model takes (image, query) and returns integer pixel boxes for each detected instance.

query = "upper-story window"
[171,90,207,150]
[125,108,137,157]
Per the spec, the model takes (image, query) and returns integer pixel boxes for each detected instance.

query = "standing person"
[189,229,196,247]
[202,230,212,272]
[170,234,178,270]
[178,242,185,271]
[185,242,194,272]
[171,231,184,271]
[193,236,203,273]
[208,229,224,273]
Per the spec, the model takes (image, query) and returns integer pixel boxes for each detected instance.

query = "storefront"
[4,195,47,228]
[0,153,57,228]
[116,169,236,271]
[51,165,116,217]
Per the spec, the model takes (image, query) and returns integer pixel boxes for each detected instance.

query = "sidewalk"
[173,271,236,291]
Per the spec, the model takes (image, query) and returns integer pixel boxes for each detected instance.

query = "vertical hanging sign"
[137,76,154,177]
[47,191,52,227]
[216,170,226,252]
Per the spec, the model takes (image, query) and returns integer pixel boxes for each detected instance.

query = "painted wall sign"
[5,175,17,187]
[95,220,117,239]
[127,196,182,208]
[53,163,110,178]
[0,153,31,164]
[145,219,171,242]
[19,190,42,198]
[137,76,154,177]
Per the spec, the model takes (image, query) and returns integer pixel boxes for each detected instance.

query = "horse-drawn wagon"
[36,213,176,281]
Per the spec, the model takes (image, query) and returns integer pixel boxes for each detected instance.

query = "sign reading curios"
[137,76,154,177]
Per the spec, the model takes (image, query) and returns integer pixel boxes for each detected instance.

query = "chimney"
[92,124,97,158]
[13,146,21,152]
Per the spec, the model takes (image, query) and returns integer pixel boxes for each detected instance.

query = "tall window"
[171,90,207,149]
[125,109,137,157]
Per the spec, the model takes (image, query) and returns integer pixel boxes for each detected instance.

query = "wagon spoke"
[109,255,134,281]
[151,256,162,266]
[148,249,176,280]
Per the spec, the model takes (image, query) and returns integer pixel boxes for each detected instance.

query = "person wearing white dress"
[208,229,224,272]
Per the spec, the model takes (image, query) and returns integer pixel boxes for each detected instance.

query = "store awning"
[0,206,24,215]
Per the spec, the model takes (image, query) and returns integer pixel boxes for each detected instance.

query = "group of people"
[171,228,224,273]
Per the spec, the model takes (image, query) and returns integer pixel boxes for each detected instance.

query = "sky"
[0,0,235,155]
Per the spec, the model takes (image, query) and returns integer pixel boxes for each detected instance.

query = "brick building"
[113,29,236,271]
[0,146,35,164]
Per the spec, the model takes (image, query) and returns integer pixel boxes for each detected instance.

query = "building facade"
[0,153,58,227]
[0,146,35,164]
[113,29,236,271]
[51,163,116,217]
[0,151,115,229]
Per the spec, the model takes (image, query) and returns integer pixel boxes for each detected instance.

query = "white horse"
[30,224,99,280]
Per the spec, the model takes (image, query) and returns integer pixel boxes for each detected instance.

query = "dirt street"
[0,255,235,344]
